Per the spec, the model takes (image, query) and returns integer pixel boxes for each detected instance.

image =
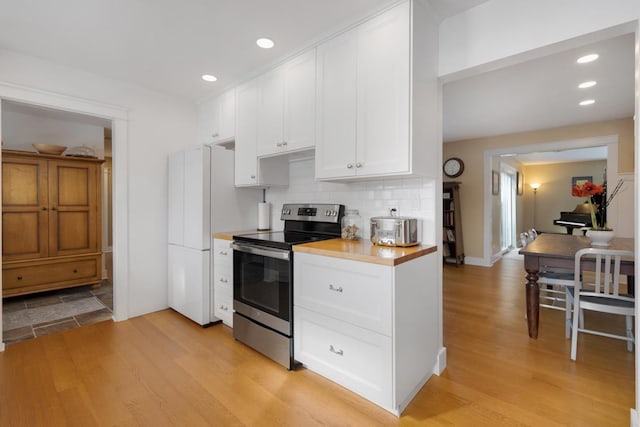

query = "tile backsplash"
[265,157,436,244]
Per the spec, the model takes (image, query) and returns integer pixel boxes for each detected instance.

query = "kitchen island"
[292,239,443,415]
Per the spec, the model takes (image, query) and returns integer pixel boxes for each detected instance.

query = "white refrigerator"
[167,144,260,326]
[167,145,212,325]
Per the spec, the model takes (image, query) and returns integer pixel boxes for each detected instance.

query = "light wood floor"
[0,257,634,426]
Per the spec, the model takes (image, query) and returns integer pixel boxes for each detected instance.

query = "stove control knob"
[333,211,338,216]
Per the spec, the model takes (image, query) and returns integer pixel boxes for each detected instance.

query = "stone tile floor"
[2,280,113,345]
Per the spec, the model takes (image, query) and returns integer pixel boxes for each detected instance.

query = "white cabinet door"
[295,307,393,409]
[167,150,184,245]
[257,66,285,157]
[356,1,410,177]
[315,28,358,179]
[283,49,316,153]
[214,89,236,143]
[294,252,392,335]
[168,246,210,326]
[235,79,259,186]
[199,89,236,145]
[197,97,218,145]
[183,146,210,250]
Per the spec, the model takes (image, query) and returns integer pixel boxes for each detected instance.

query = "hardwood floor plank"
[0,256,634,426]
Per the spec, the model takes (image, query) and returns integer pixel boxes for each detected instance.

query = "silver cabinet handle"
[218,250,228,256]
[219,305,229,311]
[212,132,219,137]
[276,142,282,147]
[282,141,288,146]
[219,277,228,283]
[356,162,362,168]
[250,175,256,179]
[329,284,343,293]
[329,345,343,356]
[346,163,353,169]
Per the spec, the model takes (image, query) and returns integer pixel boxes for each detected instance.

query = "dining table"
[519,233,634,339]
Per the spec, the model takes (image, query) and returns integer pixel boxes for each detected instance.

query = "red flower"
[572,181,603,197]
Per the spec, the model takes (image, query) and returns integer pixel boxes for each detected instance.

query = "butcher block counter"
[293,239,437,266]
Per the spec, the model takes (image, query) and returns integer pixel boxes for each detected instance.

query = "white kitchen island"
[292,239,443,415]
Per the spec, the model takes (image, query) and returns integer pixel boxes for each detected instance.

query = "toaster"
[370,216,420,247]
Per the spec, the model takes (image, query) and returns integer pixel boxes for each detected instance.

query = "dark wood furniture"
[443,182,464,264]
[553,202,598,234]
[519,233,634,338]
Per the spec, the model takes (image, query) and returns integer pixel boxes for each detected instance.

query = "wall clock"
[443,157,464,178]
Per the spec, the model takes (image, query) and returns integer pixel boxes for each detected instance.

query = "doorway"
[500,165,517,252]
[0,84,130,350]
[1,102,115,344]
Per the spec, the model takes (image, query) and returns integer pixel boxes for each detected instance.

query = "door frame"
[483,134,619,266]
[0,81,130,350]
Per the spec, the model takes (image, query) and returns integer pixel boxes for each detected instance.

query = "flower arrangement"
[571,179,623,230]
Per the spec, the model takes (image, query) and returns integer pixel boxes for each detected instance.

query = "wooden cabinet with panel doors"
[2,150,103,297]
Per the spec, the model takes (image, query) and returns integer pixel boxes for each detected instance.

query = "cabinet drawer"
[3,256,100,292]
[213,239,233,273]
[294,252,392,335]
[214,285,233,327]
[294,307,392,409]
[213,269,232,292]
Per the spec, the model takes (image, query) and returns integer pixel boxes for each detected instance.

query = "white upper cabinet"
[198,89,236,145]
[315,29,358,179]
[316,0,437,180]
[257,49,316,157]
[235,78,289,187]
[235,79,259,186]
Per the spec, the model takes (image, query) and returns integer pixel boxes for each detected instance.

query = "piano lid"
[571,202,591,214]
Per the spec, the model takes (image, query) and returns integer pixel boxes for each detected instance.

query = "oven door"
[231,242,292,335]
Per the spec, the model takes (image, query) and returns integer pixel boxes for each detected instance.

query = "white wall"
[0,47,197,318]
[2,109,105,158]
[439,0,640,77]
[265,156,437,245]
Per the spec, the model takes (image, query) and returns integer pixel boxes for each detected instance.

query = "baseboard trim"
[464,256,492,267]
[433,346,447,375]
[631,408,638,427]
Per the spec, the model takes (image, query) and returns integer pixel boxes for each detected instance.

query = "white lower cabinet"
[295,306,392,409]
[213,239,233,327]
[294,250,440,416]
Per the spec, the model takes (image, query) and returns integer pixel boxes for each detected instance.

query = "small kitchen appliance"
[232,203,344,369]
[370,215,420,247]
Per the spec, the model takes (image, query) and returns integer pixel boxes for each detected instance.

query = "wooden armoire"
[2,150,103,297]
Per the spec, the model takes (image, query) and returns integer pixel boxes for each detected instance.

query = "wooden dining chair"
[570,248,635,360]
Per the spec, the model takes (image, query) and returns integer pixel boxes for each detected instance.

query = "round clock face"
[443,158,464,178]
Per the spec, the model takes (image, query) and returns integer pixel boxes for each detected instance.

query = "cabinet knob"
[282,141,288,146]
[250,175,256,179]
[41,207,48,211]
[17,275,22,280]
[73,269,78,273]
[355,163,362,168]
[346,163,353,169]
[276,142,282,147]
[329,284,343,293]
[51,207,57,211]
[329,345,344,356]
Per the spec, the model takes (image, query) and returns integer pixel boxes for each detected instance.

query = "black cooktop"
[233,231,334,250]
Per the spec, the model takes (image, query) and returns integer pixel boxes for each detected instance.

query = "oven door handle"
[231,243,290,260]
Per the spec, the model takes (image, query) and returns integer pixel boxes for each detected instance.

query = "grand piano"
[553,202,602,234]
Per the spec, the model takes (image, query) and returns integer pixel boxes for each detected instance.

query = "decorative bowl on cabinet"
[32,144,67,155]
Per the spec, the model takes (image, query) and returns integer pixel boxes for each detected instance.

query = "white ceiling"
[0,0,633,154]
[443,33,636,143]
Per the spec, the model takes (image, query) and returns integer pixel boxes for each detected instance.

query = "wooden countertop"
[212,230,272,241]
[293,238,437,266]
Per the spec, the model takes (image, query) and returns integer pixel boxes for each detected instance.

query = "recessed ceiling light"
[256,38,275,49]
[201,74,217,82]
[577,54,599,64]
[578,81,597,89]
[579,99,595,106]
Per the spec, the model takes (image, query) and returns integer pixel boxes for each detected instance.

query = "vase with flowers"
[571,179,624,246]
